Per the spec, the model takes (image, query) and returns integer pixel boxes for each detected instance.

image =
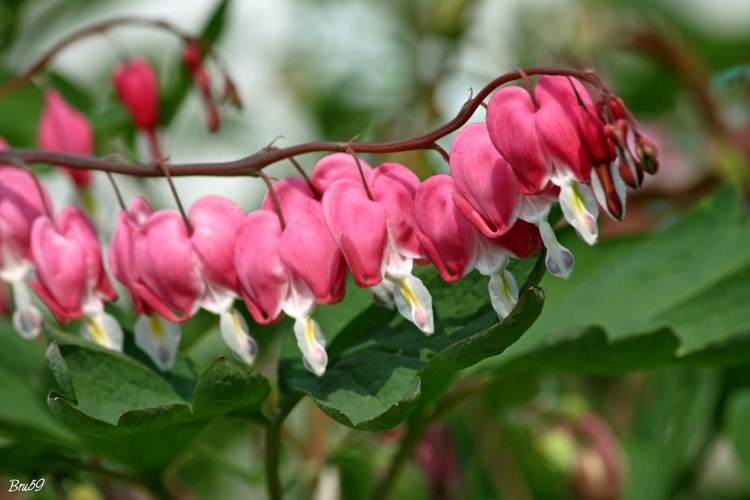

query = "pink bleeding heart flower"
[38,89,94,189]
[109,196,180,370]
[30,206,122,350]
[236,195,346,376]
[449,122,523,239]
[416,174,541,319]
[322,160,434,334]
[487,77,605,248]
[261,176,317,213]
[132,196,255,366]
[0,166,52,338]
[415,174,477,283]
[113,58,160,131]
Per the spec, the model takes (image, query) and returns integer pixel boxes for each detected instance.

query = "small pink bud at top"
[0,168,53,271]
[415,174,477,282]
[113,58,160,131]
[184,41,203,73]
[30,206,116,323]
[311,153,374,194]
[38,89,94,189]
[449,122,523,238]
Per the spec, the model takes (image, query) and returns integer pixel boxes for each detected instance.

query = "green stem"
[265,392,304,500]
[370,419,426,500]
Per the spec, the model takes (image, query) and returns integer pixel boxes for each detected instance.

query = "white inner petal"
[488,267,519,320]
[393,274,434,335]
[220,308,258,366]
[135,314,182,371]
[294,314,328,377]
[559,181,599,246]
[81,310,124,352]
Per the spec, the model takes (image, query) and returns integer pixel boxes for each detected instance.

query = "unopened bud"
[636,135,659,175]
[572,414,623,500]
[597,96,628,122]
[113,58,160,131]
[183,40,203,73]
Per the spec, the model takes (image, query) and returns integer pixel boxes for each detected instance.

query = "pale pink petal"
[113,58,160,131]
[311,153,373,194]
[261,177,317,213]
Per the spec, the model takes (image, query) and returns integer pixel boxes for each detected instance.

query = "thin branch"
[265,392,304,500]
[0,67,606,178]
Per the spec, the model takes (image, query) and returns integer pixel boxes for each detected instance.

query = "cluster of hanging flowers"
[0,51,658,377]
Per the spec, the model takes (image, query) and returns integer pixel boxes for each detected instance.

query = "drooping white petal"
[488,267,519,320]
[81,310,124,351]
[559,181,599,246]
[518,194,553,226]
[294,314,327,377]
[370,278,396,309]
[10,280,42,339]
[220,307,257,365]
[201,281,237,315]
[134,314,181,371]
[383,231,413,281]
[538,219,575,279]
[474,238,510,277]
[393,274,434,335]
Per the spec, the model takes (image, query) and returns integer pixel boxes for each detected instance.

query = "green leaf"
[0,67,42,147]
[488,186,750,374]
[279,257,545,431]
[45,331,270,472]
[726,388,750,487]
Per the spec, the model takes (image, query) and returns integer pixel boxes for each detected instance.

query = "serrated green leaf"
[45,331,270,472]
[279,256,545,431]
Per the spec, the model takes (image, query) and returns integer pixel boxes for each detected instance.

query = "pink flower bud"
[113,58,160,131]
[414,425,461,499]
[30,206,116,323]
[38,90,94,189]
[449,122,523,238]
[183,41,203,73]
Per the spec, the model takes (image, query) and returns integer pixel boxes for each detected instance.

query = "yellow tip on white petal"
[135,314,181,371]
[488,268,519,320]
[220,308,257,365]
[294,315,328,377]
[82,311,124,351]
[559,182,599,246]
[394,274,434,335]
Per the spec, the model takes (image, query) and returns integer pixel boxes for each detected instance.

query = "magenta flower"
[128,196,256,365]
[236,190,347,376]
[109,196,180,370]
[30,206,122,350]
[113,58,160,131]
[320,158,434,334]
[0,166,52,338]
[416,174,540,319]
[449,122,523,238]
[38,89,94,189]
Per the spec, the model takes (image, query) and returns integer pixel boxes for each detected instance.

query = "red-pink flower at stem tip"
[260,176,317,213]
[38,89,93,189]
[449,122,523,238]
[113,58,160,131]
